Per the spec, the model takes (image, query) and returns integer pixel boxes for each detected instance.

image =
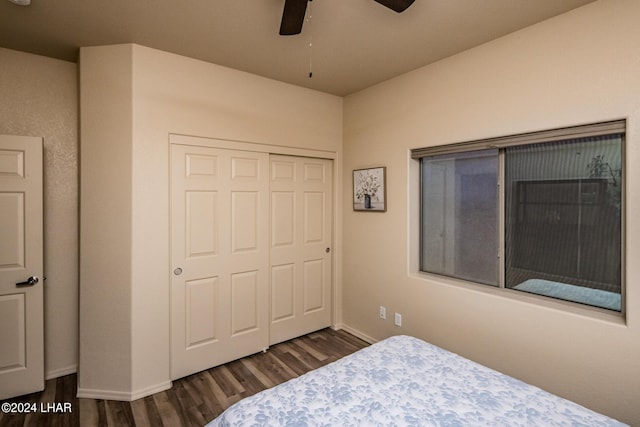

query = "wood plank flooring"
[0,328,368,427]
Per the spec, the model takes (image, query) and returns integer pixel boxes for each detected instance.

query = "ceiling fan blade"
[373,0,415,13]
[279,0,308,35]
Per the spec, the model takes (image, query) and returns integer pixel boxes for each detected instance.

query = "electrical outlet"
[394,313,402,327]
[379,306,386,319]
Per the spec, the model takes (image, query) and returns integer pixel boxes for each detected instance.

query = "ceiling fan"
[279,0,416,35]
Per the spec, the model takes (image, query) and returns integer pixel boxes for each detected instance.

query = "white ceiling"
[0,0,596,96]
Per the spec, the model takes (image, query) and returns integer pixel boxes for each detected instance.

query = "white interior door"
[0,135,44,400]
[269,155,332,345]
[170,144,269,380]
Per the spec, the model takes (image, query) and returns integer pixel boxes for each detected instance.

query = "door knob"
[16,276,39,287]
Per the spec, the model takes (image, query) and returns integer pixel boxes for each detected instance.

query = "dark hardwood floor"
[0,328,368,427]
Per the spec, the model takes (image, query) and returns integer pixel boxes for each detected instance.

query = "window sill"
[408,270,626,326]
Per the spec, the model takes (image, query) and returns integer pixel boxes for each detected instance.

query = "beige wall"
[79,44,343,398]
[78,45,134,397]
[0,48,78,380]
[342,0,639,424]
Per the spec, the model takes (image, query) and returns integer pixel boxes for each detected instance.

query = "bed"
[207,335,626,426]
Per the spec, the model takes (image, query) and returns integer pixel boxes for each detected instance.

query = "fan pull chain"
[307,0,313,78]
[309,36,313,78]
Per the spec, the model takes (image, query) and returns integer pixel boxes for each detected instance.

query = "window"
[413,121,624,312]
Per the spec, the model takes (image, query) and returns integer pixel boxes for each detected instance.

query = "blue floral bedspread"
[207,335,626,426]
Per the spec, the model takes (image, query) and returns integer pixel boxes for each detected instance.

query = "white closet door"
[269,155,333,345]
[170,144,269,380]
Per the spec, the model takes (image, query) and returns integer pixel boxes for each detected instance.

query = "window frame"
[411,120,626,314]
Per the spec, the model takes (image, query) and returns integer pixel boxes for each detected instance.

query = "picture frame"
[353,166,386,211]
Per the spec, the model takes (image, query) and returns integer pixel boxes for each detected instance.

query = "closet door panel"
[171,144,269,380]
[269,155,333,345]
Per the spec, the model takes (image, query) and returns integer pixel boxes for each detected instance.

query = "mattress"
[207,335,626,426]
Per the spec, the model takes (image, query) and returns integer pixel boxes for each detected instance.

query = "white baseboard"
[45,364,77,380]
[332,323,378,344]
[130,381,173,401]
[77,381,172,401]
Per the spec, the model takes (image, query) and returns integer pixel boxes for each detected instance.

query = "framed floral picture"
[353,166,386,211]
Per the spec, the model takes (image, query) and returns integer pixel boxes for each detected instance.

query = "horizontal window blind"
[411,119,626,159]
